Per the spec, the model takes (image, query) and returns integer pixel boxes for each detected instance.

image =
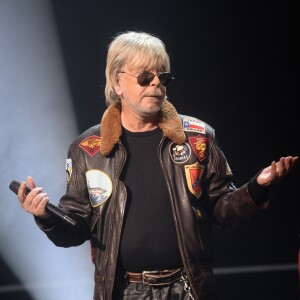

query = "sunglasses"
[118,70,175,87]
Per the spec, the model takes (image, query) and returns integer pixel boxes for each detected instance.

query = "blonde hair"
[105,31,171,106]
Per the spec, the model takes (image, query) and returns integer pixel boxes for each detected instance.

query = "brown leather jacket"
[38,99,266,299]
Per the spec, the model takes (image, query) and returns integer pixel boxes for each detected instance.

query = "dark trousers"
[112,279,193,299]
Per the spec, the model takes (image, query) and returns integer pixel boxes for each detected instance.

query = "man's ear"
[114,83,123,96]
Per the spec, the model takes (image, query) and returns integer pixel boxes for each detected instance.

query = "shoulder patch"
[181,115,206,134]
[66,158,72,184]
[79,135,101,157]
[188,135,208,162]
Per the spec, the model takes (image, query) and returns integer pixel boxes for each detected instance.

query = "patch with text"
[169,142,191,164]
[182,116,206,134]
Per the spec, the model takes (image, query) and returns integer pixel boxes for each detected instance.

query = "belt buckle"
[142,270,158,286]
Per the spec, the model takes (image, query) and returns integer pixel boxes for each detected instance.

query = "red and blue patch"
[184,162,205,198]
[182,116,206,134]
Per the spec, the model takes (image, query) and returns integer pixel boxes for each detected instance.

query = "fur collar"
[100,99,186,155]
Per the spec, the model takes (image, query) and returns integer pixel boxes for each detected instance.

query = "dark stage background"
[1,0,299,299]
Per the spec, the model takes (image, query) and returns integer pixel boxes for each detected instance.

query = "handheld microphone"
[9,180,77,226]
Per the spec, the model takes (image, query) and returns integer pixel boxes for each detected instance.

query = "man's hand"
[17,176,50,218]
[257,156,299,186]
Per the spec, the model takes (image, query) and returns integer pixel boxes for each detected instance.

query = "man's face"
[114,64,166,118]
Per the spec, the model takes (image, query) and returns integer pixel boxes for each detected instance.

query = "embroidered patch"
[79,135,101,157]
[184,162,205,198]
[169,142,191,164]
[188,135,208,162]
[66,158,72,184]
[86,169,112,207]
[181,116,206,134]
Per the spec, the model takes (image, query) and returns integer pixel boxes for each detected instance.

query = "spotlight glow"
[0,1,94,299]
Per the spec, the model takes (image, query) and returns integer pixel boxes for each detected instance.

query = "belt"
[126,268,182,286]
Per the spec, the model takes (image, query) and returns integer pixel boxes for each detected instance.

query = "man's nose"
[150,74,161,86]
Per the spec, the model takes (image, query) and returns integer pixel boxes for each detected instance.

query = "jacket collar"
[99,99,186,155]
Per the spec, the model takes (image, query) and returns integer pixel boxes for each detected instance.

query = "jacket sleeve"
[204,130,268,230]
[35,143,92,247]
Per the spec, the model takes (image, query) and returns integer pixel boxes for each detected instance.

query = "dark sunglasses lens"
[158,73,173,87]
[137,71,154,86]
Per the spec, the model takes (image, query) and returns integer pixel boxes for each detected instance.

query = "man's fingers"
[37,197,49,212]
[291,156,299,168]
[27,176,36,190]
[31,192,48,207]
[284,157,293,170]
[22,190,47,214]
[17,177,50,217]
[17,182,27,202]
[27,188,43,202]
[21,187,43,207]
[281,156,298,172]
[275,156,298,177]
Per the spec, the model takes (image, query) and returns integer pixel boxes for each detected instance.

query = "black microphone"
[9,180,77,226]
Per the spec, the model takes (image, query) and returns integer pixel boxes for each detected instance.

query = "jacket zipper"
[158,137,198,298]
[103,142,127,298]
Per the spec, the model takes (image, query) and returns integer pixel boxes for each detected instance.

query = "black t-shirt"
[117,127,183,272]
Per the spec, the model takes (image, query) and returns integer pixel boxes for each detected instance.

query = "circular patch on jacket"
[86,169,112,207]
[169,142,191,164]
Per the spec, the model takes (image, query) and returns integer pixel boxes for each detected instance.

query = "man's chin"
[138,105,161,117]
[144,97,164,108]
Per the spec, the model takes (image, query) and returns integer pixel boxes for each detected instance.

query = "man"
[18,31,298,300]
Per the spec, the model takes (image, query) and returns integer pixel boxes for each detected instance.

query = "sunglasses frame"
[118,70,175,87]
